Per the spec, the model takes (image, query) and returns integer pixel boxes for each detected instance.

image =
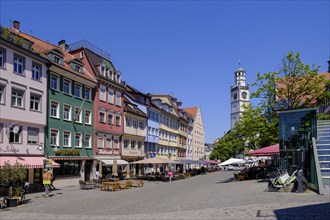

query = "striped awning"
[0,156,60,168]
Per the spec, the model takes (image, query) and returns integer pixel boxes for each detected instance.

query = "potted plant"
[0,161,27,207]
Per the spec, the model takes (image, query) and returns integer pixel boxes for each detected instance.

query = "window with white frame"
[27,127,39,144]
[115,91,121,106]
[13,55,24,74]
[74,83,82,98]
[109,71,113,80]
[63,105,71,121]
[0,123,3,143]
[108,88,114,104]
[50,101,59,118]
[11,89,24,108]
[63,131,71,147]
[63,79,71,95]
[75,108,82,123]
[85,110,91,125]
[99,85,106,101]
[139,121,144,130]
[50,74,59,90]
[126,117,131,127]
[106,135,112,149]
[74,133,82,147]
[30,94,41,111]
[97,133,104,148]
[50,129,59,146]
[10,126,22,143]
[108,111,114,125]
[99,109,106,123]
[32,62,41,81]
[115,113,121,126]
[85,87,91,101]
[0,48,5,68]
[124,139,129,149]
[85,134,91,148]
[100,65,106,77]
[53,55,62,64]
[138,141,142,149]
[131,140,136,149]
[113,136,119,149]
[132,119,138,129]
[0,85,5,104]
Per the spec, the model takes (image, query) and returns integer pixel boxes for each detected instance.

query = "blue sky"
[1,0,329,143]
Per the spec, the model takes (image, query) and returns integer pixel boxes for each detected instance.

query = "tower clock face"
[242,92,247,99]
[233,93,238,100]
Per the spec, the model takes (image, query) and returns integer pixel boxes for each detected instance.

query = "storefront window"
[53,160,81,177]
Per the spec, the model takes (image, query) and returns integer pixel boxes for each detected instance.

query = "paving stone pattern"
[1,171,329,220]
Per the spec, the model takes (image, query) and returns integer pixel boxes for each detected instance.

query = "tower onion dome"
[235,67,245,73]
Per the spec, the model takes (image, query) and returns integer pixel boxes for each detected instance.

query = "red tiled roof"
[11,30,97,84]
[183,107,198,118]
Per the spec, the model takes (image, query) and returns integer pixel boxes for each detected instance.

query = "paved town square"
[1,171,329,220]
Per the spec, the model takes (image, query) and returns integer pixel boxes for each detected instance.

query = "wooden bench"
[100,182,120,191]
[119,181,131,190]
[130,180,144,187]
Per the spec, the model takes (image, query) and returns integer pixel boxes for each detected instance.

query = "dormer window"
[109,71,113,80]
[48,49,64,65]
[74,65,80,72]
[69,59,84,73]
[100,65,106,77]
[54,55,61,64]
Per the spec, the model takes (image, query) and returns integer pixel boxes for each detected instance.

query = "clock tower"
[230,64,250,128]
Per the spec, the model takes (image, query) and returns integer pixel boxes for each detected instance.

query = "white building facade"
[230,66,250,128]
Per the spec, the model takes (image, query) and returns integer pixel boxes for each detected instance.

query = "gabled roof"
[183,107,198,118]
[12,30,97,84]
[124,97,147,118]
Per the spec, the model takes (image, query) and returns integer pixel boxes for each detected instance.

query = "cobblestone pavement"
[1,171,329,220]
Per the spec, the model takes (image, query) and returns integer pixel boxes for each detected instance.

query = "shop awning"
[0,156,60,168]
[248,144,280,156]
[101,159,128,166]
[131,157,180,164]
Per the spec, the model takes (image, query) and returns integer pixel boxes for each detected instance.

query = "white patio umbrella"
[219,158,245,166]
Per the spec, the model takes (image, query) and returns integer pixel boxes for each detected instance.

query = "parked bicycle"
[256,167,279,182]
[18,182,29,205]
[268,169,308,192]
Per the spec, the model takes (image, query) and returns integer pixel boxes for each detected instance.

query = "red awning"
[248,144,280,156]
[0,156,60,168]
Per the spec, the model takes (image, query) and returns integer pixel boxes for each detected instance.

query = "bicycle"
[256,167,281,182]
[18,182,29,205]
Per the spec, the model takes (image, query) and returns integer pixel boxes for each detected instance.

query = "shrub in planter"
[0,161,27,200]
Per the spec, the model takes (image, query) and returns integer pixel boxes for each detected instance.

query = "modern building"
[0,23,53,185]
[183,107,205,161]
[230,64,250,128]
[69,40,126,176]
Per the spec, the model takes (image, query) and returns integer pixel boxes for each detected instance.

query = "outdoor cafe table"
[100,181,120,191]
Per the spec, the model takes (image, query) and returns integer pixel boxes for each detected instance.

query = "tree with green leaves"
[252,51,329,112]
[232,104,278,151]
[211,51,328,159]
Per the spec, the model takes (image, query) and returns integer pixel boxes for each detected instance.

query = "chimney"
[58,40,69,51]
[13,21,20,31]
[328,59,330,73]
